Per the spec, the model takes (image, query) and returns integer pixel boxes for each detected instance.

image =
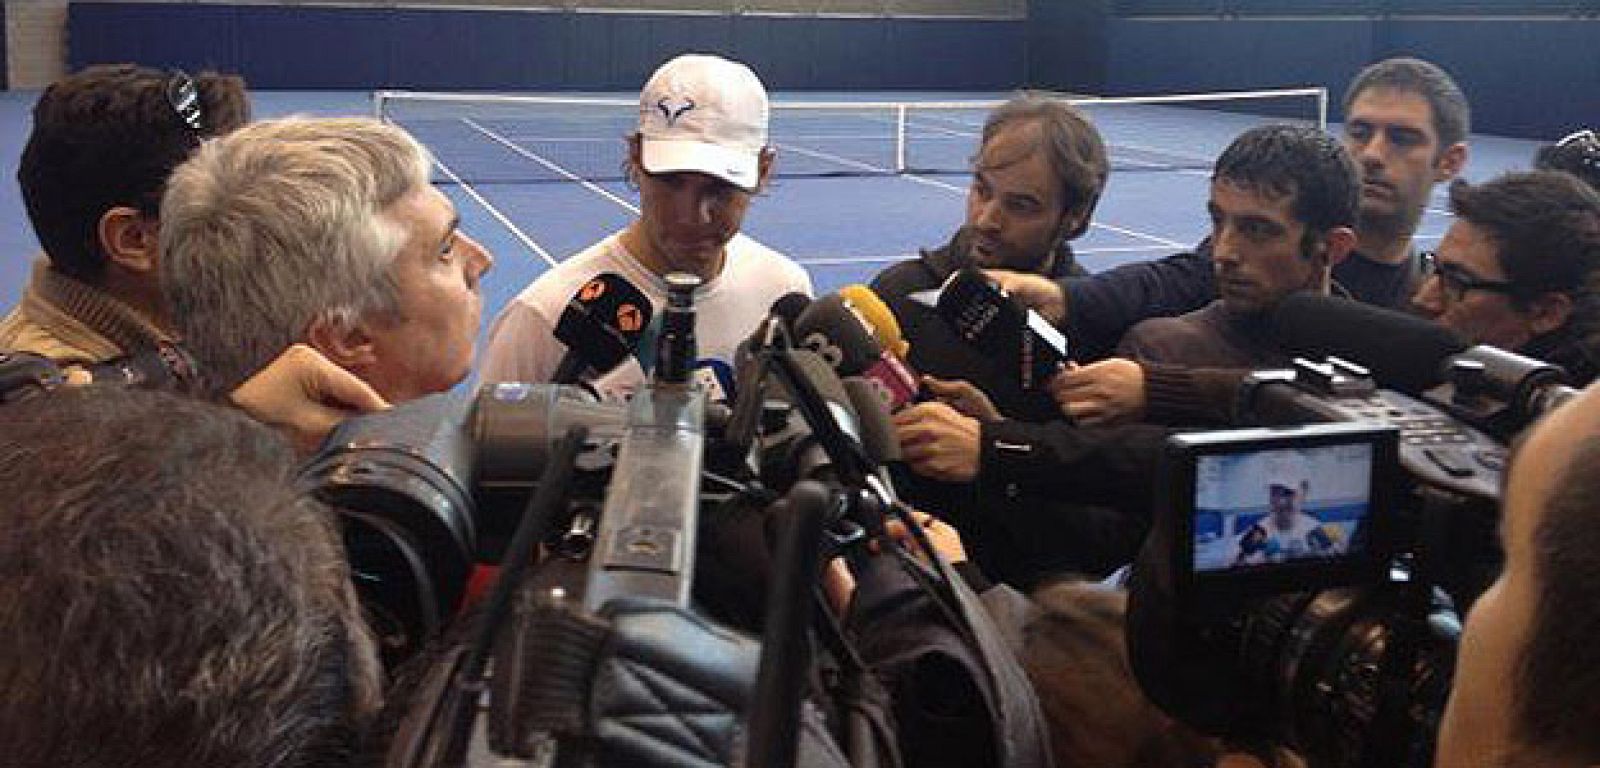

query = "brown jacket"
[0,259,172,363]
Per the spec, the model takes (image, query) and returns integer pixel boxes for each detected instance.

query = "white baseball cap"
[637,53,769,191]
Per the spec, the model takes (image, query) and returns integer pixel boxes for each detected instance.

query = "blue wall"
[1101,16,1597,139]
[1026,0,1109,94]
[68,2,1027,91]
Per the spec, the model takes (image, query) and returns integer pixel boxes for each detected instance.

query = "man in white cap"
[1230,450,1341,566]
[481,53,812,390]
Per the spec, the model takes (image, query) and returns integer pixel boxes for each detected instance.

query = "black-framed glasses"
[1420,250,1521,302]
[165,69,204,133]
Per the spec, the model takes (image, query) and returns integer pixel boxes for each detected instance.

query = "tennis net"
[374,87,1328,185]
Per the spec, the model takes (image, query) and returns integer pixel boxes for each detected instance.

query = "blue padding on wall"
[1108,18,1375,96]
[1384,19,1600,141]
[235,6,389,88]
[69,3,236,73]
[809,18,891,90]
[1102,16,1598,138]
[68,2,1025,92]
[889,19,1027,90]
[388,9,565,90]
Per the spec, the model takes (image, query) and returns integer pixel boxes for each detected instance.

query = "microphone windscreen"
[843,376,902,464]
[769,292,813,328]
[792,294,883,376]
[1267,293,1468,395]
[839,285,909,359]
[784,348,858,425]
[553,273,654,374]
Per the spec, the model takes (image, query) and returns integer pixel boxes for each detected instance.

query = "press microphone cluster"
[550,272,653,391]
[910,266,1070,390]
[790,286,921,411]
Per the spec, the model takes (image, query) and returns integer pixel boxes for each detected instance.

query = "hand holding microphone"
[920,375,1001,423]
[1050,357,1149,426]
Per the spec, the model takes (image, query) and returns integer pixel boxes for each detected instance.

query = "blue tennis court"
[0,87,1549,341]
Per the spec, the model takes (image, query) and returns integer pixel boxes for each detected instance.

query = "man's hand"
[983,269,1068,326]
[876,507,969,565]
[894,400,982,482]
[1050,357,1148,426]
[230,344,390,453]
[922,375,1002,422]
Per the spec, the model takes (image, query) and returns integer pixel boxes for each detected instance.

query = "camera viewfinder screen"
[1192,443,1373,572]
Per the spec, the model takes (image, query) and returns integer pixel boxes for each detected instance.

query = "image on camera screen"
[1192,443,1372,572]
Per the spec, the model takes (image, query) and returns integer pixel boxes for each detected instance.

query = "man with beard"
[990,57,1470,365]
[870,96,1156,587]
[873,94,1108,424]
[481,53,811,395]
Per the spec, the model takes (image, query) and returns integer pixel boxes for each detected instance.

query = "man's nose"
[973,199,1002,231]
[1411,273,1446,315]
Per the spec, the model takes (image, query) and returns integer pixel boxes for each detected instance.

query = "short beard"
[956,225,1057,274]
[1357,198,1425,243]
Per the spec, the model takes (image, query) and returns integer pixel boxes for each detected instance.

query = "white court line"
[462,117,641,216]
[896,171,1187,249]
[780,140,1185,249]
[799,243,1173,267]
[431,153,556,268]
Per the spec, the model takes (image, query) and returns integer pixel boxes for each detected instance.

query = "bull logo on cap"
[656,96,696,126]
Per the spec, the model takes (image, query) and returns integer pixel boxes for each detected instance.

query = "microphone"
[755,349,870,492]
[550,273,653,387]
[1266,292,1467,395]
[838,284,909,359]
[920,266,1069,391]
[842,376,902,466]
[726,293,816,452]
[792,293,920,411]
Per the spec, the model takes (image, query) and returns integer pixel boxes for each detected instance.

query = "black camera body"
[1129,350,1572,768]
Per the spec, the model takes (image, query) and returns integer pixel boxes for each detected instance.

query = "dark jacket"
[871,231,1163,586]
[872,227,1086,423]
[1061,240,1419,361]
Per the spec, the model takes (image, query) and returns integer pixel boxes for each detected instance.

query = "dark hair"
[0,387,379,767]
[979,95,1110,232]
[1535,130,1600,195]
[1343,57,1471,153]
[1447,171,1600,300]
[1213,123,1359,233]
[17,64,249,282]
[1518,435,1600,763]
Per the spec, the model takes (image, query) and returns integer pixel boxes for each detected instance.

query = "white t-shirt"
[1230,512,1341,566]
[480,231,813,398]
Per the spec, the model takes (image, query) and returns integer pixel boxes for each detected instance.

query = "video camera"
[298,277,1049,768]
[1128,295,1580,768]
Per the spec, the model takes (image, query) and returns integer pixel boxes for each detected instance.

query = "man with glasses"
[0,65,249,365]
[481,53,811,391]
[1411,170,1600,386]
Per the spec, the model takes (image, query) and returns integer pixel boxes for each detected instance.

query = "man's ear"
[1526,291,1574,336]
[754,146,776,194]
[306,312,378,372]
[97,206,159,274]
[1320,226,1358,268]
[1434,141,1469,183]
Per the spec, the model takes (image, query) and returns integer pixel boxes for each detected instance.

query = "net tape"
[374,88,1328,185]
